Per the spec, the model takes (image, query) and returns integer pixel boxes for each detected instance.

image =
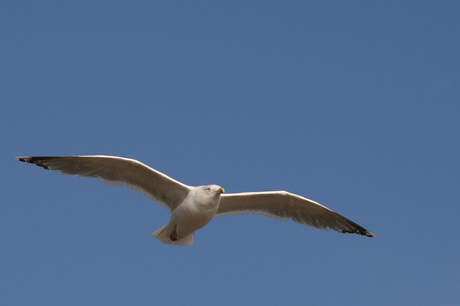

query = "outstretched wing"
[217,191,376,238]
[17,155,190,211]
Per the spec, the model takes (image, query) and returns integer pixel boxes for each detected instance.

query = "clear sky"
[2,1,459,305]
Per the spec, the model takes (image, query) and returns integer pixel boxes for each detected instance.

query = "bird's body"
[153,185,224,245]
[17,155,376,245]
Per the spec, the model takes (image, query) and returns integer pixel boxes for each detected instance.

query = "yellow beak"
[217,187,225,194]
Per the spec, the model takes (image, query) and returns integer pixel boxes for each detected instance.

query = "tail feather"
[152,224,195,246]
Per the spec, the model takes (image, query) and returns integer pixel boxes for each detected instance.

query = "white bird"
[17,155,376,245]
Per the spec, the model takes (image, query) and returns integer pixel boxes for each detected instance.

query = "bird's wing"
[217,191,376,238]
[16,155,190,211]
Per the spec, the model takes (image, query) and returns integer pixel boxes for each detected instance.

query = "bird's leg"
[170,225,178,241]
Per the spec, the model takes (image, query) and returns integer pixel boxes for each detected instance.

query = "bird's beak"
[217,187,225,194]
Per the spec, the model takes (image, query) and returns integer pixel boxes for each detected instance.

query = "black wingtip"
[359,227,377,238]
[341,228,377,238]
[16,156,50,170]
[358,230,377,238]
[367,232,377,238]
[358,231,377,238]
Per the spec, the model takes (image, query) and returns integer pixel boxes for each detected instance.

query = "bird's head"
[202,184,225,196]
[193,184,224,210]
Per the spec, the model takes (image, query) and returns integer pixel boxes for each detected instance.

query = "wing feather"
[16,155,190,211]
[217,191,376,238]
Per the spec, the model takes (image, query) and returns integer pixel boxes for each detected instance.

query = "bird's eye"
[206,187,211,191]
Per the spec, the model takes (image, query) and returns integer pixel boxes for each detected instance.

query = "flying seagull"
[17,155,376,245]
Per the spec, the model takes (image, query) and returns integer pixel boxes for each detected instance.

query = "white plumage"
[17,155,376,245]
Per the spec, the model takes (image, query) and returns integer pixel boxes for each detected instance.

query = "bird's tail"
[152,224,194,246]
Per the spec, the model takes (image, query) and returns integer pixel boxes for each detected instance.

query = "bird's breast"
[170,197,219,232]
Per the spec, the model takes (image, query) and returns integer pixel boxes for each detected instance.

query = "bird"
[16,155,376,245]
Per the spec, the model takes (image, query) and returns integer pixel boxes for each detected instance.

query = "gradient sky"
[2,1,459,305]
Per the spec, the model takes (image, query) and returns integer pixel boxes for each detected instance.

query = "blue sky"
[2,1,459,305]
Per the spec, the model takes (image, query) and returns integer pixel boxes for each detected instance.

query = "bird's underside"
[17,155,376,245]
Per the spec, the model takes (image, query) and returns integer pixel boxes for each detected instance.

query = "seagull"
[17,155,376,245]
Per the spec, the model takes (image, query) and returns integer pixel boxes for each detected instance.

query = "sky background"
[2,1,459,305]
